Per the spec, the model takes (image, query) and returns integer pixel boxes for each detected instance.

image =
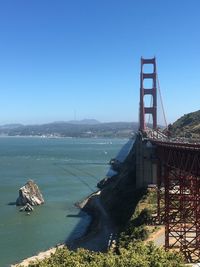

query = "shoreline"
[11,191,115,267]
[0,134,131,140]
[11,244,65,267]
[68,190,117,252]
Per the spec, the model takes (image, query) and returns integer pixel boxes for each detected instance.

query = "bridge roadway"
[151,139,200,151]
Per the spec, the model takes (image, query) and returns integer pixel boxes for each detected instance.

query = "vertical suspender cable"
[157,73,168,129]
[148,95,153,127]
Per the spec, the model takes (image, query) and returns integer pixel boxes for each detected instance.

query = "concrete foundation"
[135,132,157,188]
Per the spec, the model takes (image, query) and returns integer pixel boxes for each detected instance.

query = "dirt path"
[145,226,165,246]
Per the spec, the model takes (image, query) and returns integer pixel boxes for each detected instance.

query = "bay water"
[0,137,127,267]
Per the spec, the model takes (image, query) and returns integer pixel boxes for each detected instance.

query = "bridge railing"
[143,128,200,147]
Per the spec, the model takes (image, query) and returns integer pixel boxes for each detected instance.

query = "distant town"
[0,120,138,138]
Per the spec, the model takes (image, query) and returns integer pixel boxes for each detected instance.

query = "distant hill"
[0,124,23,130]
[67,119,101,125]
[170,110,200,138]
[0,121,139,138]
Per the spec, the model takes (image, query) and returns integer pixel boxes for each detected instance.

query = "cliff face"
[100,141,145,226]
[72,139,145,251]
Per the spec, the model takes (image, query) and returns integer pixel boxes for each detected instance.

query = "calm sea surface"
[0,137,127,267]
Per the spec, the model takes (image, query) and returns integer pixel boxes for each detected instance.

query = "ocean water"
[0,137,127,267]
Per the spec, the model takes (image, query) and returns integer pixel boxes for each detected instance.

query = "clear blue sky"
[0,0,200,125]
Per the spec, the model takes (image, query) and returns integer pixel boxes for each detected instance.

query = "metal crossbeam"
[156,143,200,262]
[139,57,157,131]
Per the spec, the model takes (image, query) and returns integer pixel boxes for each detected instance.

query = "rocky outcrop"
[19,203,34,212]
[97,175,117,189]
[109,158,122,172]
[99,140,145,226]
[16,180,44,206]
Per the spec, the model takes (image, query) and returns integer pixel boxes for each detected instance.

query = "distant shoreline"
[0,135,130,139]
[0,121,136,139]
[0,135,72,138]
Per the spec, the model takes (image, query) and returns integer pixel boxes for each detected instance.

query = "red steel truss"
[156,161,165,224]
[155,141,200,262]
[140,57,157,131]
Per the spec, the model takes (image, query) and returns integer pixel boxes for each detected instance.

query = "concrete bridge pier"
[135,132,158,188]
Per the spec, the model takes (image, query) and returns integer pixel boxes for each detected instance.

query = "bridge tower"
[140,57,157,131]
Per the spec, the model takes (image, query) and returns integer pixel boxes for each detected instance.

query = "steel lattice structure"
[154,141,200,262]
[139,58,200,262]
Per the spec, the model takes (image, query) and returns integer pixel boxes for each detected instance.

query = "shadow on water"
[8,202,16,206]
[65,209,92,248]
[65,138,135,249]
[66,214,87,218]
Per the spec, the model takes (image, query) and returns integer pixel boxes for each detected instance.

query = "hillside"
[170,110,200,138]
[0,121,138,138]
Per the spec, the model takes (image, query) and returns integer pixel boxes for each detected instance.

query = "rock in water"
[19,203,34,212]
[16,180,44,206]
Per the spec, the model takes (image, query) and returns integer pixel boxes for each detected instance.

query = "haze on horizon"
[0,119,135,127]
[0,0,200,126]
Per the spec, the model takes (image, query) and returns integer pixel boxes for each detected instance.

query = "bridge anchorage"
[136,57,200,263]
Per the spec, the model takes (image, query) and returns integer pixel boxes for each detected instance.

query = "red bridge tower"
[140,57,157,131]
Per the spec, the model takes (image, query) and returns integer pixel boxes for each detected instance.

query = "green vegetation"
[170,109,200,138]
[26,242,184,267]
[118,189,157,248]
[22,189,185,267]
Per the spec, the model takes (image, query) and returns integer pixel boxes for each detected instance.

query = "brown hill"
[170,110,200,138]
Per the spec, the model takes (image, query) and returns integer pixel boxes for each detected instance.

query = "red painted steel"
[138,57,200,262]
[140,57,157,131]
[154,141,200,262]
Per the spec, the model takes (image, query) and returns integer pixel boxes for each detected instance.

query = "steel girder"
[156,143,200,263]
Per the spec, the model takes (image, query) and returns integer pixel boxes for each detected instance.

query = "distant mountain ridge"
[0,120,138,138]
[0,119,100,128]
[0,124,23,130]
[67,119,101,125]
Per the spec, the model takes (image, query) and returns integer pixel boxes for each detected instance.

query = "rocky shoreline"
[11,190,116,266]
[69,191,117,251]
[11,141,135,266]
[11,244,65,267]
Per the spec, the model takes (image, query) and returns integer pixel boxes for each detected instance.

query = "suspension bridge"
[136,57,200,263]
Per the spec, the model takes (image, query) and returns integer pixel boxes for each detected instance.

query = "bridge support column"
[140,57,157,131]
[156,144,200,263]
[165,168,200,262]
[135,133,157,188]
[156,161,165,224]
